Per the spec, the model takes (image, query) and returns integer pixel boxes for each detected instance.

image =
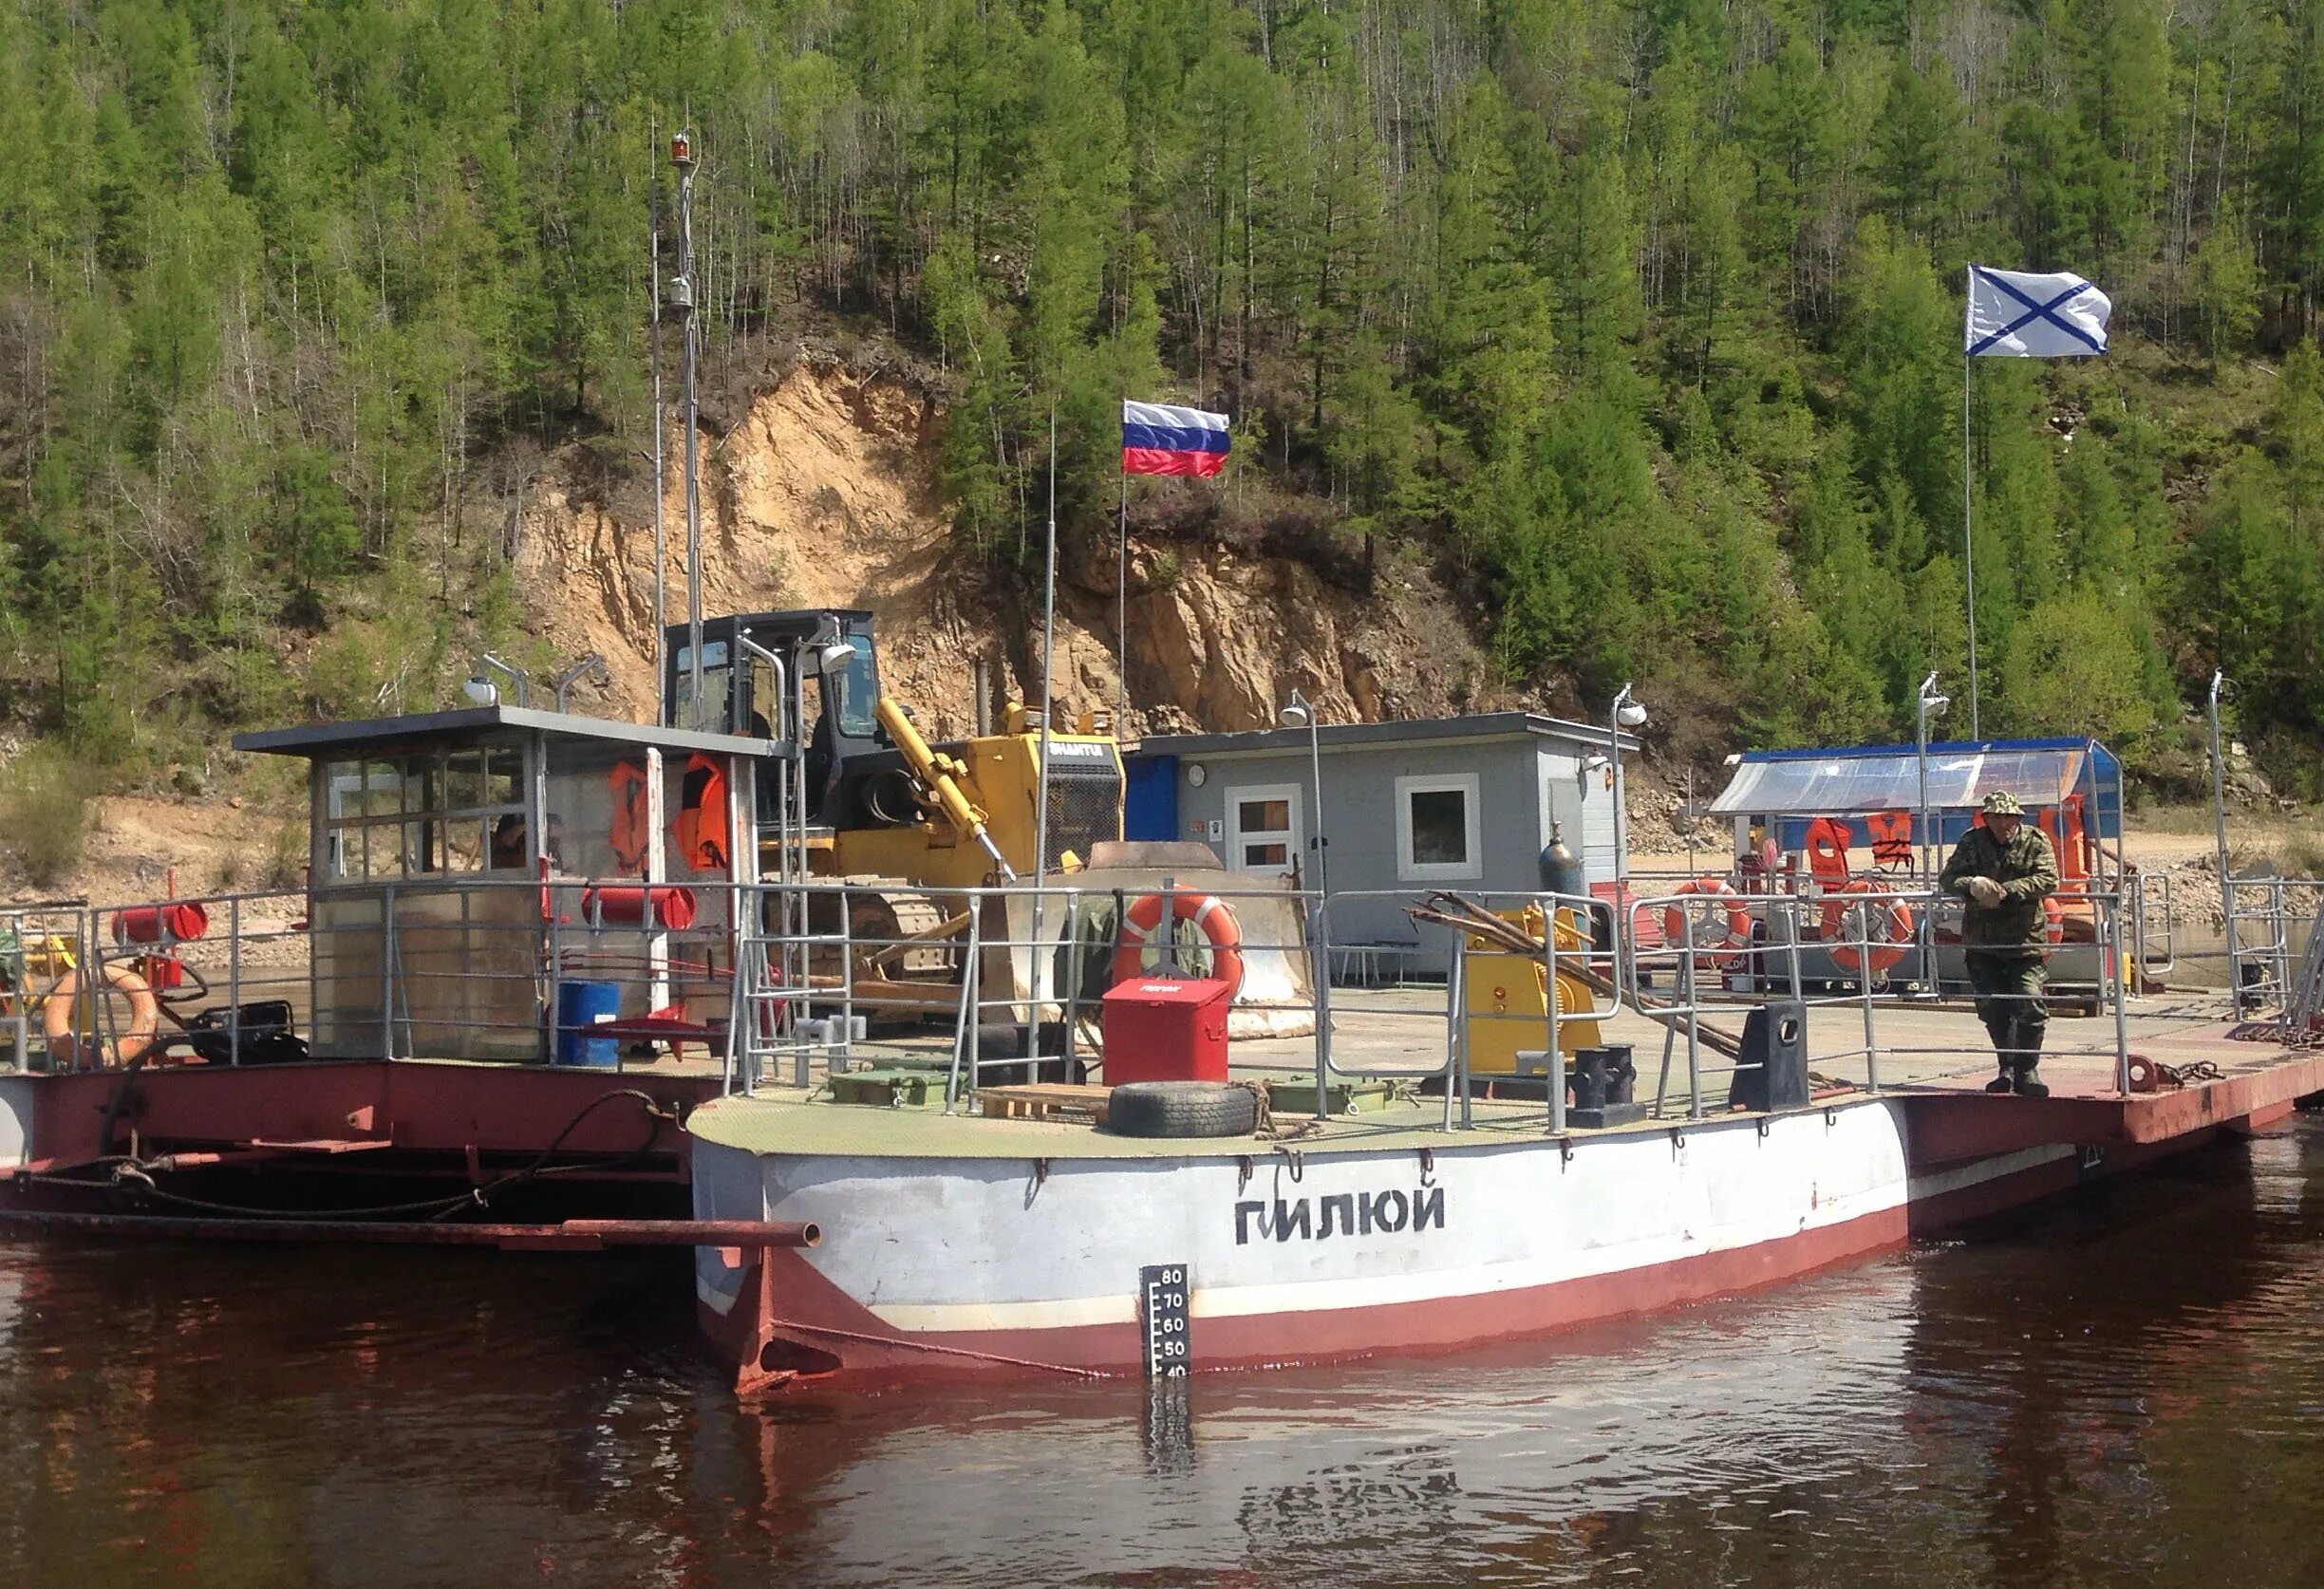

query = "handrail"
[6,868,2193,1123]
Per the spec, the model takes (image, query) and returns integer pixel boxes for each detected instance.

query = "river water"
[5,1117,2323,1588]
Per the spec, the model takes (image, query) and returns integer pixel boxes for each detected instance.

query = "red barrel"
[581,885,698,931]
[112,902,210,944]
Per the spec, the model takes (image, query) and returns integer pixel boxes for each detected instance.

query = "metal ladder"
[726,651,851,1093]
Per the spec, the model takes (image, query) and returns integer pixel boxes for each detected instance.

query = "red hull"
[3,1059,724,1216]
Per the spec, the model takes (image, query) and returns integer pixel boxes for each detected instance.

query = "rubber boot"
[2012,1065,2050,1099]
[1985,1015,2019,1093]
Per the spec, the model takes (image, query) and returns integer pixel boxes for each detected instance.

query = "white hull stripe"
[859,1181,1909,1333]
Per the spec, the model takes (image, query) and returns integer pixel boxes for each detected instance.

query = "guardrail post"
[2110,890,2132,1094]
[1784,890,1804,1006]
[1680,911,1703,1121]
[1545,898,1566,1136]
[227,894,242,1065]
[1441,940,1463,1132]
[945,898,983,1113]
[1310,889,1335,1118]
[380,884,397,1061]
[1859,900,1879,1094]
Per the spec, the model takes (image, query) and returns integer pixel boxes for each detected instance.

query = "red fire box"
[1100,977,1232,1085]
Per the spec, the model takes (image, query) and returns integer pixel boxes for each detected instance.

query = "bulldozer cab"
[664,610,882,826]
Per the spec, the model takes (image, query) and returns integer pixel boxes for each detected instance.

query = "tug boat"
[682,735,2324,1393]
[685,1019,2324,1393]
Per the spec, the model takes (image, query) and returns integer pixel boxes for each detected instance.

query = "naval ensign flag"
[1964,266,2112,357]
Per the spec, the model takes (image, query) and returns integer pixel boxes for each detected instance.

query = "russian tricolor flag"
[1122,400,1229,477]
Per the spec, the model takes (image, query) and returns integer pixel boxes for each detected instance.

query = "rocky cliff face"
[509,360,1500,740]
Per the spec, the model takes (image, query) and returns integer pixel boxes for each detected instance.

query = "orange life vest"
[1804,815,1852,888]
[1865,810,1913,869]
[609,760,651,873]
[673,754,730,874]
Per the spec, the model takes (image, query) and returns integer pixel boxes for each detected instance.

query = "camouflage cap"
[1981,790,2025,816]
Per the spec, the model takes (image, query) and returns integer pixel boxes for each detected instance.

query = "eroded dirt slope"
[512,360,1493,738]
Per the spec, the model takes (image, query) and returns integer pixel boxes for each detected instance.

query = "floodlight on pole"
[1607,683,1644,994]
[1915,671,1948,901]
[466,652,527,708]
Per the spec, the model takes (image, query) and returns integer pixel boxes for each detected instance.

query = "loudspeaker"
[1729,1000,1810,1112]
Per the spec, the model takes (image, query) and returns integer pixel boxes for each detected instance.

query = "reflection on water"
[5,1119,2324,1587]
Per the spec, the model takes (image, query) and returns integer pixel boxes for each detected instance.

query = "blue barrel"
[554,980,623,1067]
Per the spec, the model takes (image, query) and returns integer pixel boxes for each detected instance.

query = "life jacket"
[609,760,651,873]
[1865,810,1914,869]
[1804,815,1852,888]
[673,754,730,874]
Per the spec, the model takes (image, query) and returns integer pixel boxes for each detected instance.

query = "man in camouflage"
[1939,791,2060,1097]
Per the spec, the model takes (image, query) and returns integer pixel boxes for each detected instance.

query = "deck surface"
[688,988,2324,1163]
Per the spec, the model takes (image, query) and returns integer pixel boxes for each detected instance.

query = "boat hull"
[694,1099,1954,1391]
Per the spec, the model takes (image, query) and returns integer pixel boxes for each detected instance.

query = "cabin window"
[320,742,530,886]
[669,639,732,733]
[1396,774,1482,882]
[1227,784,1302,876]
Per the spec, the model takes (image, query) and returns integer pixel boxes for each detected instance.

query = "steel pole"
[649,129,667,727]
[675,135,703,730]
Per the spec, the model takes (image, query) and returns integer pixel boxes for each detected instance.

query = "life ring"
[1113,892,1246,996]
[1660,876,1752,967]
[1804,816,1852,889]
[1824,881,1915,976]
[2044,894,2065,945]
[41,962,161,1069]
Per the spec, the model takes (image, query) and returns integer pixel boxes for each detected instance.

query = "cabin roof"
[232,705,783,760]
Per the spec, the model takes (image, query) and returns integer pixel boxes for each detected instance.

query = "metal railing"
[0,866,2243,1135]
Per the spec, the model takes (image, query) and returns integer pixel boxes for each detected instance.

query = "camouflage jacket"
[1938,823,2059,950]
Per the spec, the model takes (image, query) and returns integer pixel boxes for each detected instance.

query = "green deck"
[684,1082,1611,1161]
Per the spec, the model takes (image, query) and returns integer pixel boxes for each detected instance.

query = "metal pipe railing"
[2,867,2229,1125]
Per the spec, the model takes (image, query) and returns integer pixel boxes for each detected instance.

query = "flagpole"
[1115,465,1129,731]
[1962,285,1981,740]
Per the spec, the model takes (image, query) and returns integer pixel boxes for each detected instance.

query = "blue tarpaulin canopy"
[1710,738,2122,844]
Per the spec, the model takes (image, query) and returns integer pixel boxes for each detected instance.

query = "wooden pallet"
[977,1083,1113,1125]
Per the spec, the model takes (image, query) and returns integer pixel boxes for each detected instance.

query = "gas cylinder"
[1538,821,1585,899]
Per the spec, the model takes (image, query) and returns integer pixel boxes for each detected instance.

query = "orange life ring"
[1824,881,1915,976]
[2044,894,2065,945]
[42,962,161,1069]
[1805,816,1852,889]
[1113,891,1246,996]
[1660,876,1752,967]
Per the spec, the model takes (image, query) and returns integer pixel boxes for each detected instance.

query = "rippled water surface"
[7,1118,2324,1587]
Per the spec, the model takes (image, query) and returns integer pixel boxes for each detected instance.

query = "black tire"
[1106,1081,1258,1139]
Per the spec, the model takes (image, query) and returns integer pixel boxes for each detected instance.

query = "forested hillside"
[5,0,2324,805]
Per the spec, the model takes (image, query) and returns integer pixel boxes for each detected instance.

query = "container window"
[1396,774,1482,882]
